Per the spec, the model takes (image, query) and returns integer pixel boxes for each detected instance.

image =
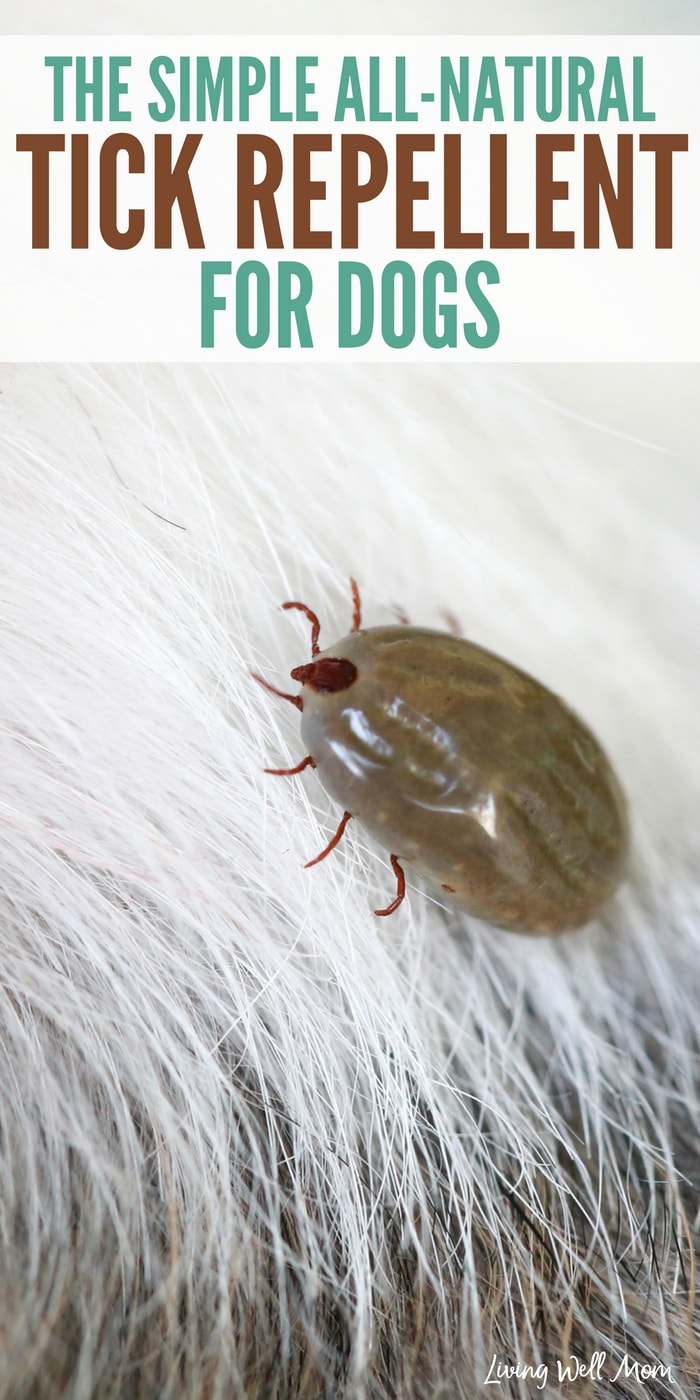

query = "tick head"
[290,656,358,694]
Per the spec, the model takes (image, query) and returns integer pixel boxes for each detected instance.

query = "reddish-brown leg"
[305,810,352,869]
[281,600,322,655]
[251,673,303,710]
[392,606,411,625]
[264,755,317,777]
[441,609,463,637]
[350,577,362,632]
[374,855,406,917]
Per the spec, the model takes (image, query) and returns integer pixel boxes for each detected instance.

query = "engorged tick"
[252,580,629,935]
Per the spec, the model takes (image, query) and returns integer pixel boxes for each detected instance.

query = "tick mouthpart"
[290,656,358,694]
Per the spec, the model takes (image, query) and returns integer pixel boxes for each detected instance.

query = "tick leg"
[350,577,362,632]
[305,810,352,869]
[392,605,410,625]
[441,609,463,637]
[264,755,317,777]
[281,600,322,655]
[374,855,406,917]
[250,673,303,710]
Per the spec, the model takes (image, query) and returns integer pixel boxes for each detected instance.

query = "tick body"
[257,588,629,935]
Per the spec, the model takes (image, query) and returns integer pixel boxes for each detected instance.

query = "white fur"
[0,362,698,1397]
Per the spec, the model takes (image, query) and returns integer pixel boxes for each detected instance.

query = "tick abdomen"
[299,626,629,935]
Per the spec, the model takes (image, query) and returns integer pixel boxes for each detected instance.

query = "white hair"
[1,360,698,1397]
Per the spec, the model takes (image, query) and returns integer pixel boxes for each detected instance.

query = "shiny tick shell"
[296,626,628,936]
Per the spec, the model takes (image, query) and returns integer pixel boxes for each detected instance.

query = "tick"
[253,581,629,935]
